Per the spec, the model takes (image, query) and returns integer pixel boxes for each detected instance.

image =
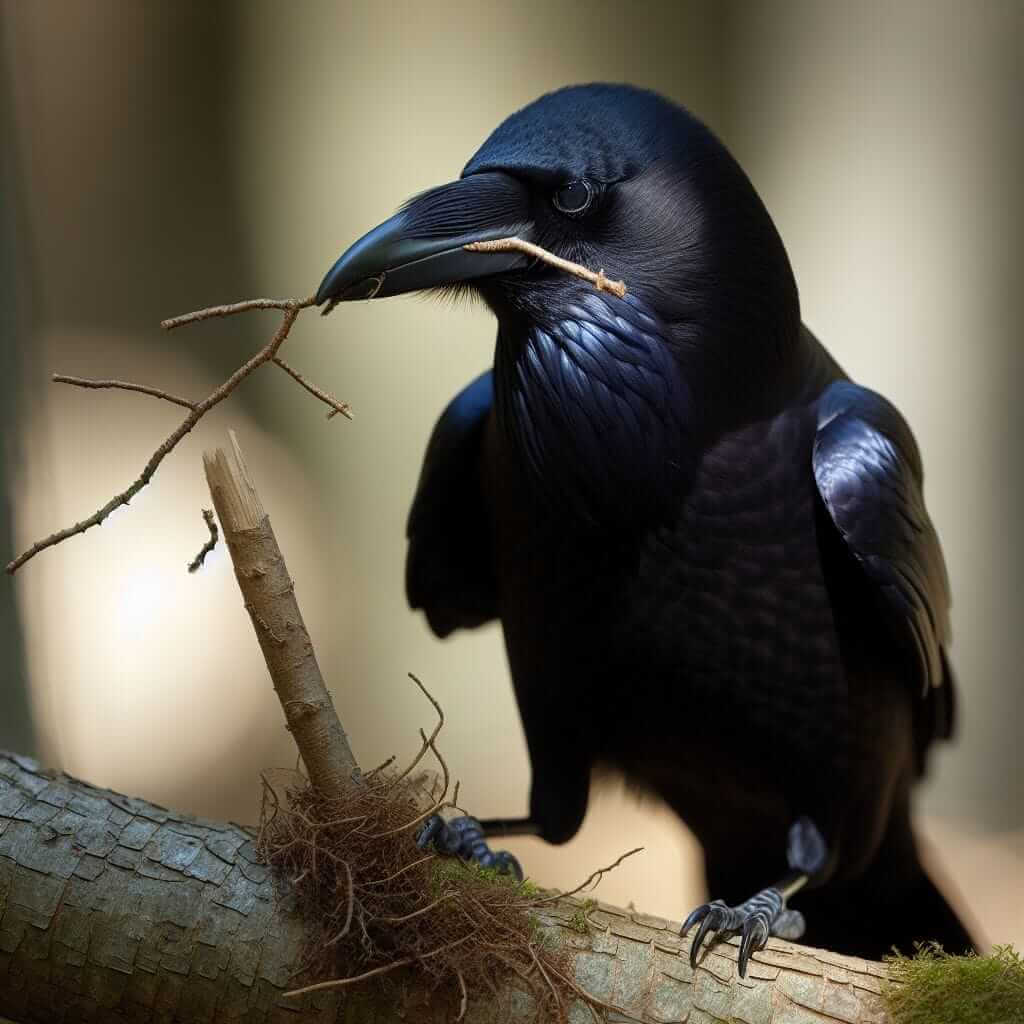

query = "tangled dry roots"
[256,675,583,1020]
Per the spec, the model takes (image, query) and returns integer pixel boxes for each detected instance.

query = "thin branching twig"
[6,294,345,574]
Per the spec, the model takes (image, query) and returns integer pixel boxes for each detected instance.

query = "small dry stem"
[273,356,353,420]
[465,237,627,298]
[186,508,219,573]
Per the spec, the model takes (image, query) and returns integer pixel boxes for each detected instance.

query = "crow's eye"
[552,179,595,216]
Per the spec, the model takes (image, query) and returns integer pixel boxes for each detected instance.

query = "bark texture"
[0,753,893,1023]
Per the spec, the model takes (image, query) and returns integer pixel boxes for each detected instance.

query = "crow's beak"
[315,171,533,308]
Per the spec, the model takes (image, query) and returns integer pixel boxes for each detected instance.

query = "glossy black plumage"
[406,371,496,637]
[320,84,973,961]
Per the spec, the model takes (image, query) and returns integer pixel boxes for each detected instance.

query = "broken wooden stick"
[203,430,360,794]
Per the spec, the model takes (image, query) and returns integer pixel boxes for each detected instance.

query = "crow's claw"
[688,901,729,967]
[681,888,803,978]
[738,914,770,976]
[416,814,524,881]
[416,814,448,852]
[680,902,712,935]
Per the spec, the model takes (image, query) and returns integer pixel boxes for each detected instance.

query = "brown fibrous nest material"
[256,674,611,1021]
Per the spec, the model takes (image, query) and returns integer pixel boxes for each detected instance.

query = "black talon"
[689,903,725,967]
[738,915,770,977]
[416,814,447,851]
[680,903,710,936]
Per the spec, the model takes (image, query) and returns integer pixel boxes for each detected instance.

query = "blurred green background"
[2,1,1021,949]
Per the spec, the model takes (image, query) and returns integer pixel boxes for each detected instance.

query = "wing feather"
[813,381,952,711]
[406,370,497,637]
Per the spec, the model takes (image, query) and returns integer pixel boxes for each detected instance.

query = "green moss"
[428,858,543,896]
[567,898,598,935]
[568,909,589,934]
[884,944,1024,1024]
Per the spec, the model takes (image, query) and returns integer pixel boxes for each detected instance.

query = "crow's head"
[318,84,797,353]
[318,85,802,522]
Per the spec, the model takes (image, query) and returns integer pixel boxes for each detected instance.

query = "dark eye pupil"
[554,179,593,215]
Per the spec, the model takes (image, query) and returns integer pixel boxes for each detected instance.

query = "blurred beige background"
[3,1,1021,951]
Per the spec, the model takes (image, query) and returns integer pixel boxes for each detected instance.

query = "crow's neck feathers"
[494,291,694,528]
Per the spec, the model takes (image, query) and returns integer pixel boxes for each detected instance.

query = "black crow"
[316,84,973,973]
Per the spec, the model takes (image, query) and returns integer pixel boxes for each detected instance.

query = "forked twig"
[6,293,349,574]
[465,237,627,299]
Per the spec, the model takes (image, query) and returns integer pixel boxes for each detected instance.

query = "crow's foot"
[681,889,805,977]
[416,814,523,881]
[682,819,825,977]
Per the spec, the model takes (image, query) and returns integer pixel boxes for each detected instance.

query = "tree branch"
[0,753,895,1023]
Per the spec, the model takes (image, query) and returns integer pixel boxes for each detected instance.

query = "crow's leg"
[681,817,828,977]
[416,813,533,881]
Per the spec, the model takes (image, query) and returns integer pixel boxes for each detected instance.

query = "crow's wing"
[406,370,497,638]
[813,381,953,718]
